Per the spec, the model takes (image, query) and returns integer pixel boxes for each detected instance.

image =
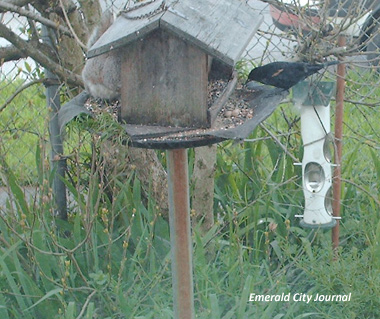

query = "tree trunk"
[191,145,217,234]
[128,148,169,218]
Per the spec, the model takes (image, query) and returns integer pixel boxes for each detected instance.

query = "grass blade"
[237,274,252,319]
[24,288,63,311]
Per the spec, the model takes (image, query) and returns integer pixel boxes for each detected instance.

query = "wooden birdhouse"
[87,0,262,130]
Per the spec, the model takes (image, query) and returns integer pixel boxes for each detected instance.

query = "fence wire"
[0,11,47,185]
[244,1,380,142]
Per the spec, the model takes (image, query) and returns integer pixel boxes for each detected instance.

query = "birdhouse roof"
[87,0,263,66]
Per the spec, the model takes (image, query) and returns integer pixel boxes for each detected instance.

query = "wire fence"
[0,0,379,190]
[0,10,47,185]
[244,0,380,146]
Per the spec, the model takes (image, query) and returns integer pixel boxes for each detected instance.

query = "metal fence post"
[42,26,67,219]
[332,35,346,253]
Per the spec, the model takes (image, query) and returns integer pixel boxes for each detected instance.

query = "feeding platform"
[84,0,271,149]
[78,76,288,149]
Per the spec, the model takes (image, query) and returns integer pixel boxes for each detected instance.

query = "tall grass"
[0,71,379,317]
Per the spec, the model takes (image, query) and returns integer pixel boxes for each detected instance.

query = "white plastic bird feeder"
[293,81,339,229]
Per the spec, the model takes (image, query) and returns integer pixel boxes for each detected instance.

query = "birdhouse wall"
[120,29,208,128]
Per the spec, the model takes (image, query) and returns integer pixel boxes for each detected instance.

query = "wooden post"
[166,149,195,319]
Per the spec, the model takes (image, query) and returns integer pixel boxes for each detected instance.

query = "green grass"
[0,71,379,318]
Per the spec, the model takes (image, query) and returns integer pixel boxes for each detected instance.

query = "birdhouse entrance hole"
[120,29,208,128]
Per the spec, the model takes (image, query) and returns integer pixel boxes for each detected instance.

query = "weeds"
[0,73,379,318]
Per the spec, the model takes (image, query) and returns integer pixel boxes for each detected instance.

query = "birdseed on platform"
[83,79,254,136]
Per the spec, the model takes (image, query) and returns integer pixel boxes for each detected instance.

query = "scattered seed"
[231,108,240,117]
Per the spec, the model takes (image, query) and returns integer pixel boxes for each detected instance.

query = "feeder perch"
[293,81,337,229]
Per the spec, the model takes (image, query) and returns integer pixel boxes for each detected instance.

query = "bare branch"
[76,290,97,319]
[0,78,46,114]
[0,22,83,87]
[26,18,39,43]
[0,0,31,7]
[0,0,72,36]
[58,0,86,49]
[0,44,26,62]
[259,123,299,162]
[342,178,380,207]
[77,0,102,39]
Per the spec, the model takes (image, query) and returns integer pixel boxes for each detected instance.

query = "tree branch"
[0,78,46,114]
[77,0,101,37]
[0,44,26,63]
[26,12,40,43]
[259,123,299,162]
[0,0,72,36]
[342,178,380,207]
[1,0,31,7]
[58,0,86,49]
[0,22,83,87]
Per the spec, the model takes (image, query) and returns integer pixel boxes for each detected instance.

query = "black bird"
[247,61,339,90]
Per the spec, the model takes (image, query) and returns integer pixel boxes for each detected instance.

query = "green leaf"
[24,61,32,73]
[370,148,380,178]
[237,274,252,319]
[0,296,10,319]
[24,288,63,311]
[294,313,320,318]
[0,252,33,319]
[209,294,220,319]
[65,301,76,319]
[0,158,30,216]
[85,302,95,319]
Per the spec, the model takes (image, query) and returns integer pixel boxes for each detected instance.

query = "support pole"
[166,149,195,319]
[332,35,346,253]
[42,26,67,220]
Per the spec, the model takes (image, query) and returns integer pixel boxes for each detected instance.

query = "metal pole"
[166,149,195,319]
[42,26,67,220]
[332,35,346,253]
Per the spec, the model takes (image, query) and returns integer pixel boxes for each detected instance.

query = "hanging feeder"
[293,80,340,229]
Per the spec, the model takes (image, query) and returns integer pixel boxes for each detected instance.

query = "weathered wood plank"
[161,0,263,66]
[88,0,262,64]
[124,124,194,139]
[88,10,161,58]
[120,29,208,128]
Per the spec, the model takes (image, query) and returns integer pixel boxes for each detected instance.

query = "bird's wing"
[271,68,284,77]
